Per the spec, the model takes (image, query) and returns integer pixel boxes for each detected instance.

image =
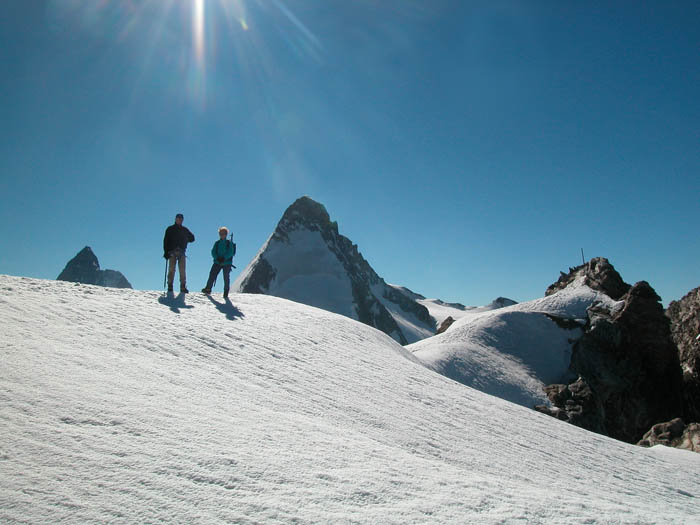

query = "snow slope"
[415,296,517,328]
[2,275,698,523]
[407,280,620,408]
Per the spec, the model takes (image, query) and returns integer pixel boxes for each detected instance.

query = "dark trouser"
[205,264,232,294]
[167,249,186,288]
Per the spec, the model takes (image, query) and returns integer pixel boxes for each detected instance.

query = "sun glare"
[51,0,323,109]
[193,0,206,69]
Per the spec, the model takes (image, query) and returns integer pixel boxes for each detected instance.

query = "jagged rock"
[234,196,435,344]
[436,316,455,335]
[666,286,700,423]
[545,257,630,300]
[637,418,700,453]
[537,260,683,444]
[57,247,132,289]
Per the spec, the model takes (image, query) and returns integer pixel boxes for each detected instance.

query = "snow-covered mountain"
[407,276,615,408]
[233,196,435,344]
[2,274,699,523]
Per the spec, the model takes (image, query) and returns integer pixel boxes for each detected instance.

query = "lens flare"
[193,0,205,69]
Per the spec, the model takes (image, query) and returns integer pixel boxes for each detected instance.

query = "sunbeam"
[193,0,205,69]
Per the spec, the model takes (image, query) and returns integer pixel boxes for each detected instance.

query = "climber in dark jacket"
[163,213,195,293]
[201,226,236,298]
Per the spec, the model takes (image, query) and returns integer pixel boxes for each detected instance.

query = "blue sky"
[1,0,698,306]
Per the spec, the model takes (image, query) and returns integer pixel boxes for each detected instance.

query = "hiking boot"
[180,286,189,294]
[223,290,229,299]
[201,288,211,294]
[167,284,173,293]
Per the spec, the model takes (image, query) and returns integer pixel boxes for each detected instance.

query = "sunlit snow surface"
[408,281,619,408]
[1,275,698,523]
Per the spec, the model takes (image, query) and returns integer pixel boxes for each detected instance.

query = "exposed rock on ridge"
[536,258,683,444]
[666,286,700,423]
[57,247,132,289]
[637,418,700,453]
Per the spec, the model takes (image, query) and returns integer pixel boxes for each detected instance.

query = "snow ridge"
[2,275,699,523]
[408,282,618,407]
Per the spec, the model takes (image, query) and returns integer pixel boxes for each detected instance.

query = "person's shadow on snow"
[206,295,244,321]
[158,292,195,314]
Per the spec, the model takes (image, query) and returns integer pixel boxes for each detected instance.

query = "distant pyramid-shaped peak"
[57,246,101,284]
[57,246,132,289]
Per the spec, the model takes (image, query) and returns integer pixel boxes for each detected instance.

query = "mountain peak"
[282,196,331,225]
[276,196,336,240]
[57,246,132,289]
[235,197,434,344]
[545,257,630,300]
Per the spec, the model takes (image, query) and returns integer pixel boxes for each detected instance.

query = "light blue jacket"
[211,239,235,265]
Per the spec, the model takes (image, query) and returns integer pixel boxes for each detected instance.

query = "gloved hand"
[217,257,224,263]
[163,253,169,259]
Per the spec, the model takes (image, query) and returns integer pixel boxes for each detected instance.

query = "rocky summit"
[666,285,700,423]
[536,258,684,444]
[57,247,132,289]
[233,196,435,344]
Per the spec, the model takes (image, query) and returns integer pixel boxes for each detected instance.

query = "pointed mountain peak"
[235,197,435,344]
[75,246,99,265]
[282,196,331,224]
[276,196,337,239]
[57,246,132,289]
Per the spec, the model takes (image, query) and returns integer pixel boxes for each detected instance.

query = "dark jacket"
[164,224,195,257]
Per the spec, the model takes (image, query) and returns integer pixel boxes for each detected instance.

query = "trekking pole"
[163,257,168,292]
[230,233,237,269]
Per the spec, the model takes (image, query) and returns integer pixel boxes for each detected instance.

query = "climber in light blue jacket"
[201,227,236,298]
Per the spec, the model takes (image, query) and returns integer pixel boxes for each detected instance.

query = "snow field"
[408,283,617,408]
[1,275,698,523]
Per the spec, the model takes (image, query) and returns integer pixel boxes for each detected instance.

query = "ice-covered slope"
[233,197,434,344]
[2,275,699,523]
[408,280,619,408]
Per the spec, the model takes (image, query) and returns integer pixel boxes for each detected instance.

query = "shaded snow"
[1,275,698,523]
[374,284,434,343]
[234,228,357,320]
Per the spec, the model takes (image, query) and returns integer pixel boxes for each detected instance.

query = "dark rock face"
[637,418,700,453]
[236,196,434,344]
[536,260,683,444]
[666,286,700,423]
[57,247,132,289]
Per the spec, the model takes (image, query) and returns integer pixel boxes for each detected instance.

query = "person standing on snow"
[163,213,195,293]
[201,227,236,298]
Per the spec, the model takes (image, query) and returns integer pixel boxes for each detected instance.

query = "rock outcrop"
[436,316,455,335]
[666,286,700,423]
[57,247,132,289]
[536,258,684,444]
[234,196,435,344]
[545,257,630,300]
[637,418,700,453]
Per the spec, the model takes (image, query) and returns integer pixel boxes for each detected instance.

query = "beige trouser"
[167,250,187,287]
